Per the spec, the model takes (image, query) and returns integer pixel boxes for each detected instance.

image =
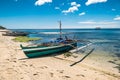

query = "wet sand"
[0,30,120,80]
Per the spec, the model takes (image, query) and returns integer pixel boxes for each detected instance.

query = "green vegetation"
[0,25,6,29]
[12,36,41,42]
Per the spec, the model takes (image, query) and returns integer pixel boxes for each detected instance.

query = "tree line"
[0,25,6,29]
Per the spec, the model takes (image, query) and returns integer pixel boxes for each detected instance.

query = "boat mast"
[59,21,62,38]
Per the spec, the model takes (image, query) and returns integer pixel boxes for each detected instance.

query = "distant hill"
[0,25,6,29]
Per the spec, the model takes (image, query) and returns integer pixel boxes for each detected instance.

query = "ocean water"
[11,29,120,56]
[10,29,120,72]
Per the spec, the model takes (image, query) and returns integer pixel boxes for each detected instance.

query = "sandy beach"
[0,30,120,80]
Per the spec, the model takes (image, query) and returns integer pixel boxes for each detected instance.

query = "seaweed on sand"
[64,52,72,58]
[114,64,120,73]
[108,60,120,73]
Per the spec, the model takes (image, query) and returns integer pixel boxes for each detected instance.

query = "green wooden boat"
[20,21,77,58]
[20,42,77,58]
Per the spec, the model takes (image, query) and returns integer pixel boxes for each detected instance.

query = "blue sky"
[0,0,120,29]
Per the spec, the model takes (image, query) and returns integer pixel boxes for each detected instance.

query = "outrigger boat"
[20,41,77,58]
[20,21,77,58]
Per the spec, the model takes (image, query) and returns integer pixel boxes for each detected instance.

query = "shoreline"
[0,31,120,80]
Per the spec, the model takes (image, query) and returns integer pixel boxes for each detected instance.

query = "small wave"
[89,39,118,43]
[39,32,67,34]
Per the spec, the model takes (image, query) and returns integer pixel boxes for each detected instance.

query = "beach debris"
[64,52,72,58]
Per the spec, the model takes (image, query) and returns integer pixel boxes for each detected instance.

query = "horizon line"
[8,28,120,30]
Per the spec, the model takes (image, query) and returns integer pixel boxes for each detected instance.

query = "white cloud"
[62,6,79,14]
[79,12,86,16]
[71,2,76,6]
[114,16,120,21]
[55,7,60,10]
[85,0,107,6]
[78,21,117,25]
[112,9,116,11]
[71,2,80,7]
[14,0,18,2]
[62,2,81,14]
[35,0,52,6]
[78,21,96,24]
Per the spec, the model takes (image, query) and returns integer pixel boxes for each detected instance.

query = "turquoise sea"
[10,28,120,72]
[11,29,120,58]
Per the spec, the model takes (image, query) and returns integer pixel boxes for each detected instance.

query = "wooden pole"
[70,48,95,66]
[59,21,62,38]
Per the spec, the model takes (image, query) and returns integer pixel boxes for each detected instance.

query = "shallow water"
[10,29,120,57]
[11,29,120,56]
[11,29,120,73]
